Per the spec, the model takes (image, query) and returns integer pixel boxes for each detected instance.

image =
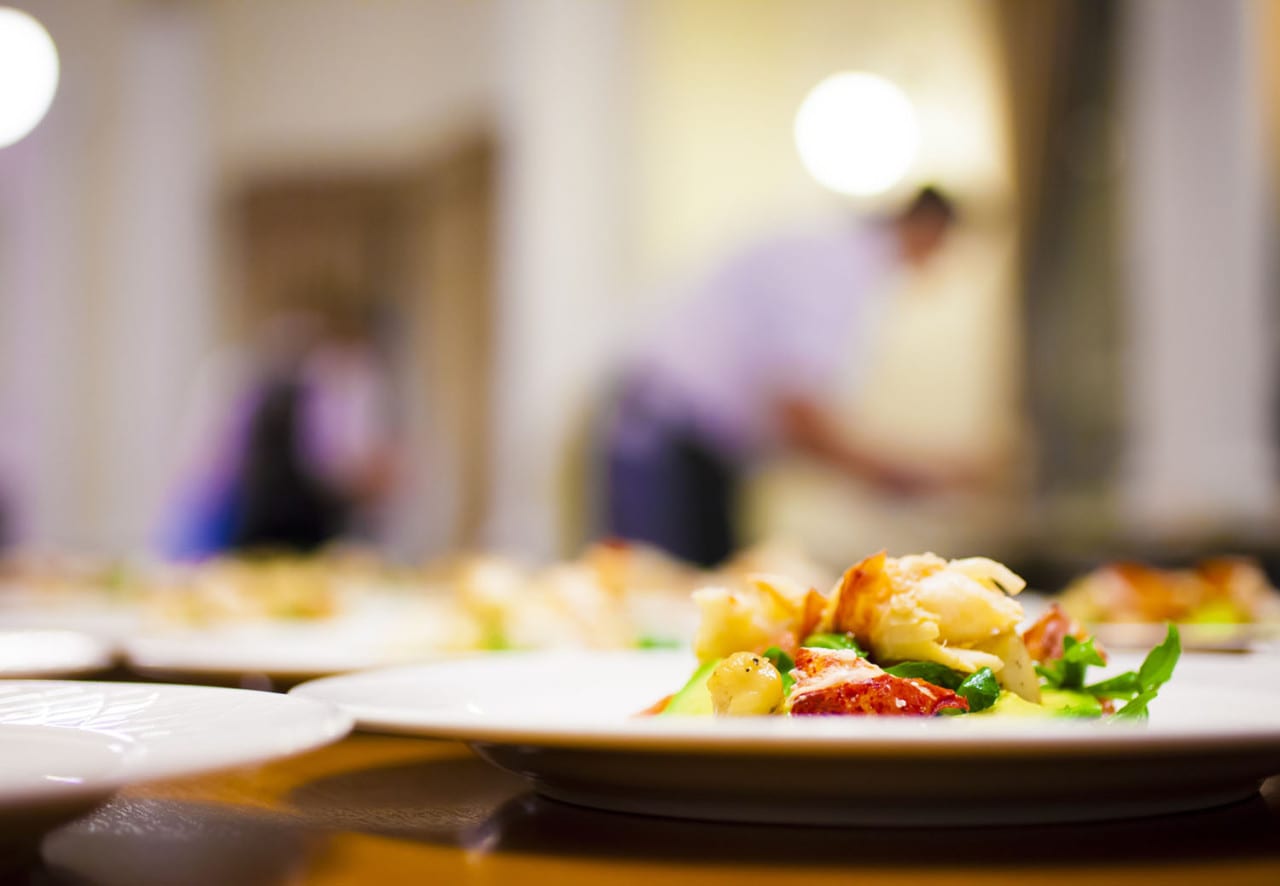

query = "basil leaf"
[956,667,1000,713]
[800,632,864,655]
[884,661,964,690]
[762,646,795,695]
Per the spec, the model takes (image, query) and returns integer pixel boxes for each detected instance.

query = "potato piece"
[707,651,784,715]
[693,588,778,663]
[976,630,1041,703]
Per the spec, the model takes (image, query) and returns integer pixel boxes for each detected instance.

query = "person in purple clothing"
[160,301,395,559]
[603,187,959,567]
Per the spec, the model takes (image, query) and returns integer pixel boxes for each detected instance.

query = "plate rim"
[0,679,353,806]
[291,649,1280,759]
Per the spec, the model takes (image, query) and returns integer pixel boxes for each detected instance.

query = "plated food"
[293,549,1262,826]
[0,541,702,679]
[4,539,827,667]
[291,645,1280,825]
[1061,556,1280,625]
[447,541,699,652]
[654,551,1179,720]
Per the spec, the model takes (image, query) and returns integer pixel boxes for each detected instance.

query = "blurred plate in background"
[0,630,115,678]
[123,620,462,682]
[0,590,143,642]
[1090,622,1280,653]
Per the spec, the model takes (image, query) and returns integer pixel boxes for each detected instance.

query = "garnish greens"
[800,632,864,655]
[1037,624,1181,720]
[955,667,1000,713]
[1108,624,1181,719]
[1035,635,1106,690]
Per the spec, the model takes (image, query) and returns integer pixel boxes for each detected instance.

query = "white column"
[0,92,81,547]
[96,3,216,554]
[1121,0,1275,536]
[487,0,632,557]
[0,1,215,555]
[0,0,116,550]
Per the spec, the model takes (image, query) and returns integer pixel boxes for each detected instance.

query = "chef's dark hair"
[902,185,957,226]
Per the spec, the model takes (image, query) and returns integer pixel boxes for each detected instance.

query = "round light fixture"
[794,72,918,197]
[0,7,59,149]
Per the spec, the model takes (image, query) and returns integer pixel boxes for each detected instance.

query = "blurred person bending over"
[161,297,396,559]
[604,187,964,567]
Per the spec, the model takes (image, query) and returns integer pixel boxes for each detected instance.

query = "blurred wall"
[210,0,495,179]
[0,0,214,554]
[0,0,498,557]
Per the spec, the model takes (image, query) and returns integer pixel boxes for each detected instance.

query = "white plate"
[123,615,459,681]
[0,630,115,678]
[293,650,1280,826]
[0,680,351,828]
[124,629,415,680]
[1090,621,1280,653]
[0,593,143,642]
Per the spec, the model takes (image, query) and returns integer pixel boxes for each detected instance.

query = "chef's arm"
[776,396,947,494]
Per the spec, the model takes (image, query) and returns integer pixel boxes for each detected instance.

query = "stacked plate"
[0,680,350,840]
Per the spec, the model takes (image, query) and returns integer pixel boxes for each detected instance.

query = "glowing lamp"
[0,7,59,149]
[794,72,918,197]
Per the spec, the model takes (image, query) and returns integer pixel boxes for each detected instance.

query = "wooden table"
[13,734,1280,885]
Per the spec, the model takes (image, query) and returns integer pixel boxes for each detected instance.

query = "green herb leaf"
[1110,624,1181,719]
[1112,688,1160,720]
[800,632,864,655]
[1137,623,1181,690]
[1066,623,1178,720]
[884,661,964,690]
[955,667,1000,713]
[1037,634,1107,690]
[1082,671,1141,699]
[1062,635,1107,667]
[762,646,796,695]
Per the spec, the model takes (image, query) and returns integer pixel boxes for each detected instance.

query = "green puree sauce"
[974,689,1106,718]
